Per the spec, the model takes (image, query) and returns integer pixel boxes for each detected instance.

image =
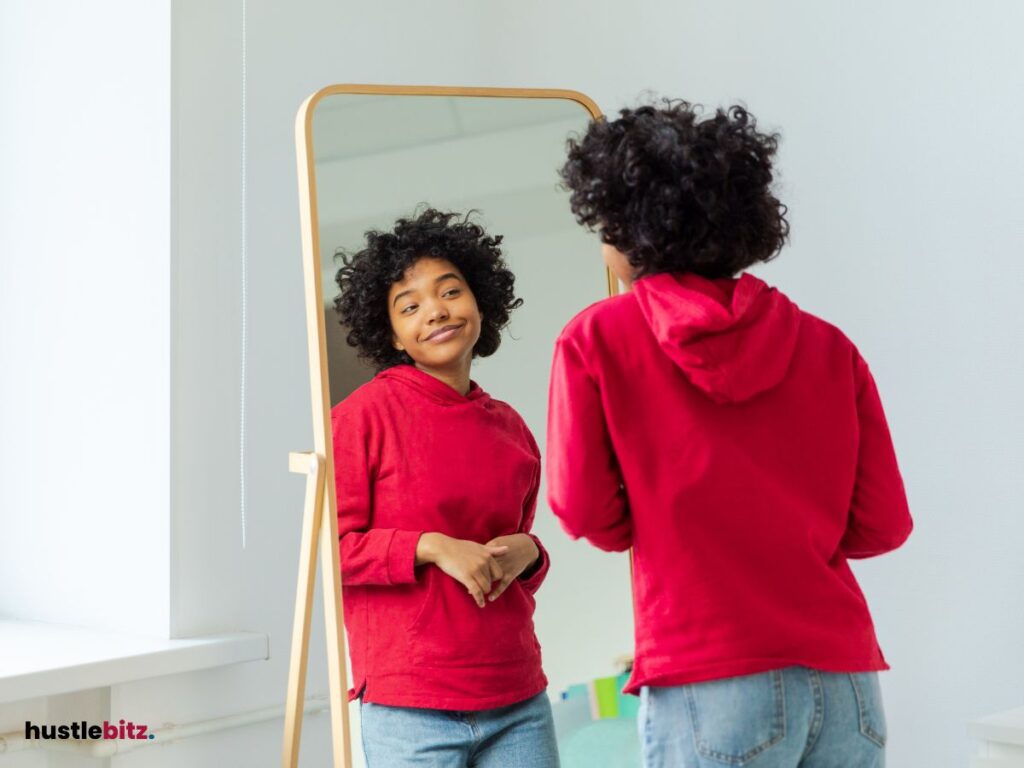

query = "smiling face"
[387,257,482,376]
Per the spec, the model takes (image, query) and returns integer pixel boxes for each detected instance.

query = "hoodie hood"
[632,272,802,404]
[378,364,491,407]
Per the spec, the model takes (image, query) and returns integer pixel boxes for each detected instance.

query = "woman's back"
[547,269,912,693]
[552,97,909,766]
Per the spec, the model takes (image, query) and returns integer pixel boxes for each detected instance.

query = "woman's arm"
[546,334,632,552]
[840,351,913,558]
[487,435,550,599]
[333,406,423,586]
[517,434,551,593]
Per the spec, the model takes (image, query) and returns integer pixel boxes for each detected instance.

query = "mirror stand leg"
[282,451,323,767]
[318,455,353,767]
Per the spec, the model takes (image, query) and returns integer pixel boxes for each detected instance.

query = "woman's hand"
[416,533,508,607]
[484,534,540,602]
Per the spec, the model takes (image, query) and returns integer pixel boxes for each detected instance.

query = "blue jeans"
[360,691,560,767]
[639,667,886,767]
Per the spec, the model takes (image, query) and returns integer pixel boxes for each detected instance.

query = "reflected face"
[387,257,482,372]
[602,242,635,288]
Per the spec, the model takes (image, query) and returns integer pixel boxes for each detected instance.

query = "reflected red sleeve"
[333,405,422,585]
[517,432,550,593]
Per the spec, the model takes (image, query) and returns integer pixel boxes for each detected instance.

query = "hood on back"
[632,272,802,404]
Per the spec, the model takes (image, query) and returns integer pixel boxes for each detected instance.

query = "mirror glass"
[310,93,634,710]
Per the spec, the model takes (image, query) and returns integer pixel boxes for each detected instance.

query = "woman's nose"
[427,301,449,322]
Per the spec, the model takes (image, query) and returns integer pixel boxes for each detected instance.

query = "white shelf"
[0,619,269,704]
[970,706,1024,768]
[971,706,1024,747]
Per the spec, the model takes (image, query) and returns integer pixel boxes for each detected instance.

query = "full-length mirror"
[289,87,636,767]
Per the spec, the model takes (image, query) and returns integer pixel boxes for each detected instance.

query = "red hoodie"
[332,365,549,710]
[547,272,912,694]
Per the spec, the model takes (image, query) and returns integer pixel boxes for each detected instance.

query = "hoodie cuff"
[387,530,423,585]
[517,534,550,594]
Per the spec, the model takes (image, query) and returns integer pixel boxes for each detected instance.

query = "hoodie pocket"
[408,567,538,667]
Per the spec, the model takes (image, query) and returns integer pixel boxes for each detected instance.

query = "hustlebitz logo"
[25,720,155,741]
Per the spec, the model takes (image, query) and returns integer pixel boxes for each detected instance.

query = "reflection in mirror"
[310,93,634,760]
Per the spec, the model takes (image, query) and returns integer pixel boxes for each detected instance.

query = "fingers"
[466,556,503,607]
[433,539,511,608]
[488,576,513,602]
[456,563,489,608]
[464,580,485,608]
[488,557,504,584]
[474,570,495,606]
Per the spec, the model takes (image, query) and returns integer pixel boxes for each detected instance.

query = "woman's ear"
[392,334,404,352]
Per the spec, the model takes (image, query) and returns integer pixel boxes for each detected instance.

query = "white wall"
[2,1,1020,767]
[0,0,171,636]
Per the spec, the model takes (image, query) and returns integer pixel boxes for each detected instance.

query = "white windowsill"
[0,619,269,704]
[969,704,1024,745]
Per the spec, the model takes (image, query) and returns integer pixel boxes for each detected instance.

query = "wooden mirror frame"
[284,84,607,768]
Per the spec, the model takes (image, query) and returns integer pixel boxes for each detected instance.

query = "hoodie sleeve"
[840,351,913,559]
[333,403,422,586]
[546,333,632,552]
[516,429,550,594]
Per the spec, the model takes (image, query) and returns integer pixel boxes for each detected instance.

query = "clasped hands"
[415,532,539,608]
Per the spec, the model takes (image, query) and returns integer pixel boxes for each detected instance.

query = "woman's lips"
[424,324,463,343]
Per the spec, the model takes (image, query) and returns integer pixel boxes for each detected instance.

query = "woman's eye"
[443,289,461,298]
[401,304,417,314]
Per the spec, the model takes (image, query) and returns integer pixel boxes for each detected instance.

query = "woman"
[547,101,911,767]
[333,208,559,767]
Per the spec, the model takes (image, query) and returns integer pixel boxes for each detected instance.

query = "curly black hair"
[560,100,789,279]
[333,208,523,372]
